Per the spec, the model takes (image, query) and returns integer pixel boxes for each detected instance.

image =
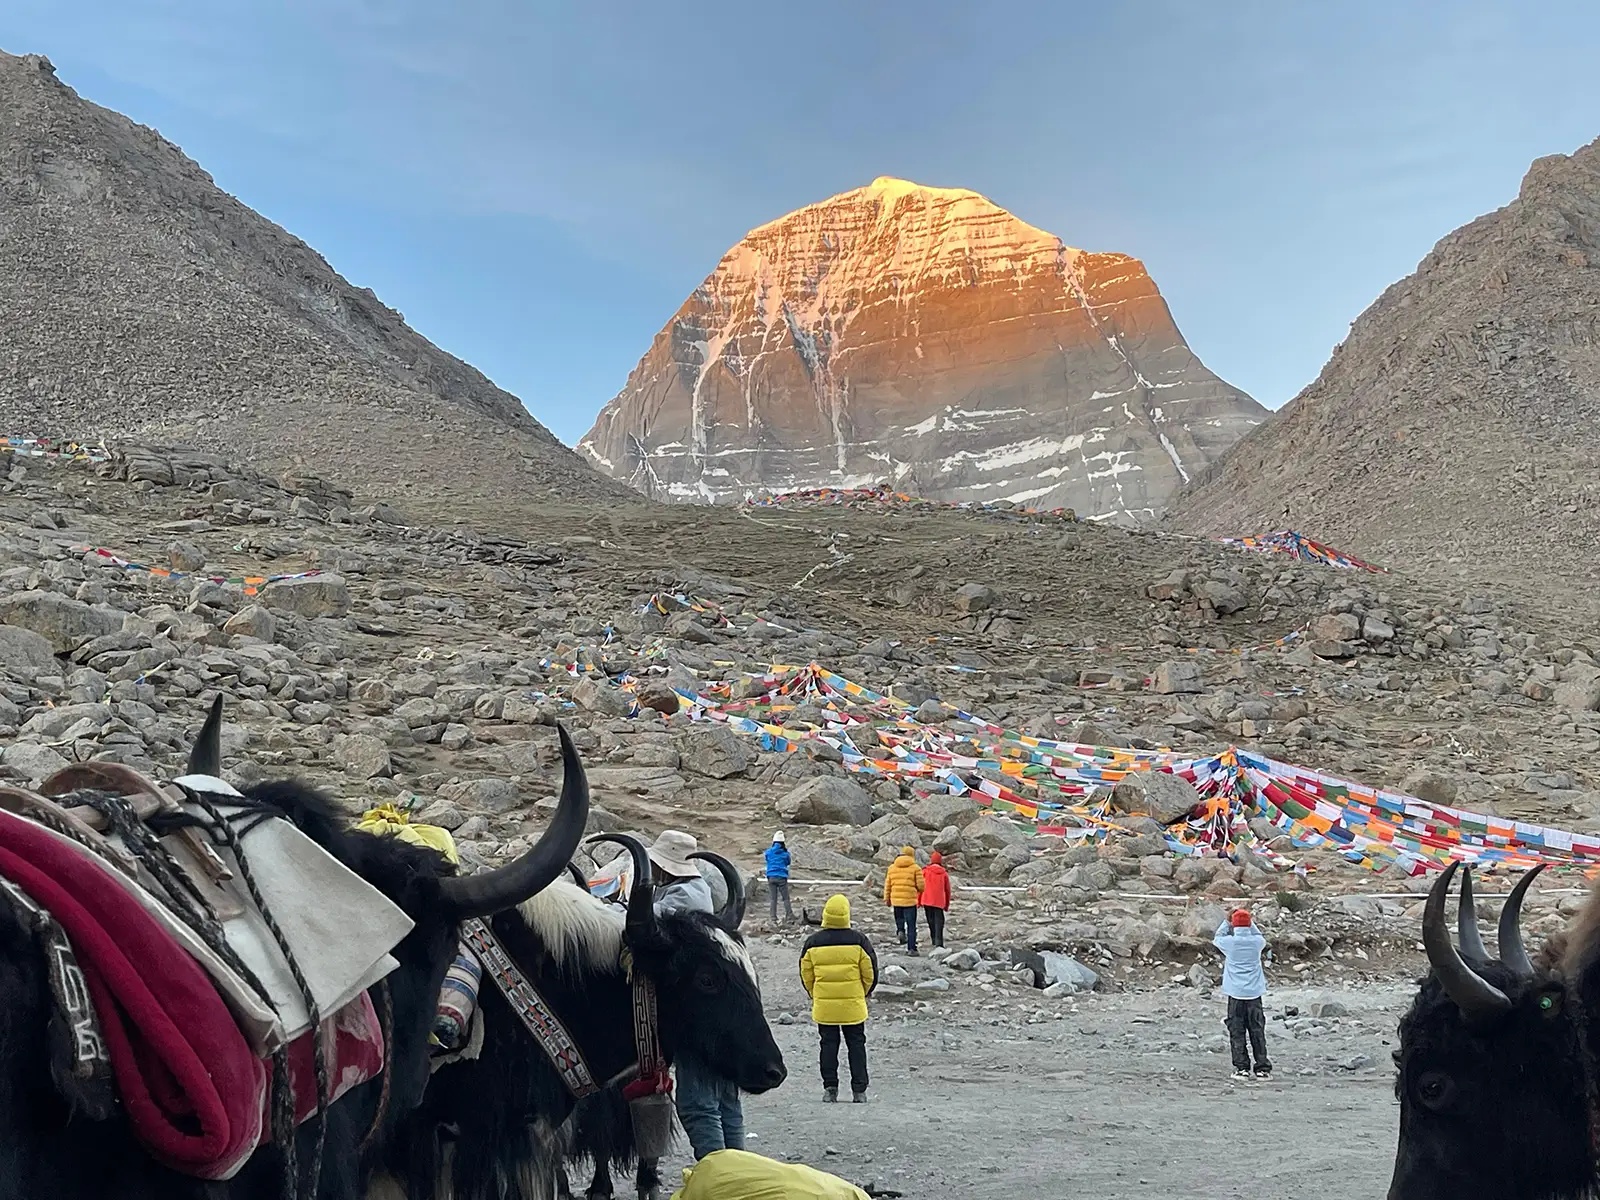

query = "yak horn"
[187,694,225,777]
[1498,864,1545,979]
[565,862,589,890]
[1457,865,1491,962]
[437,724,591,919]
[1425,861,1512,1024]
[586,831,659,945]
[689,850,747,929]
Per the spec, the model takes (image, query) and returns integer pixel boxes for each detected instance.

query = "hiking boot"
[823,1087,838,1103]
[1230,1069,1252,1081]
[851,1092,868,1104]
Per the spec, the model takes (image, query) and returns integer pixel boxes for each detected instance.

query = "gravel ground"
[642,939,1407,1199]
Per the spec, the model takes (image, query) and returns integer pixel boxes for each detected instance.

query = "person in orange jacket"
[882,846,925,954]
[920,850,952,949]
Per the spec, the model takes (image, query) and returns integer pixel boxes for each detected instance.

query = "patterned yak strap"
[462,917,599,1098]
[621,944,671,1100]
[0,876,115,1119]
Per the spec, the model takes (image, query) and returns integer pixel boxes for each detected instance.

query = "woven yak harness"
[461,918,667,1099]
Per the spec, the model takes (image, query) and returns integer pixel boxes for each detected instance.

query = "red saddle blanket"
[0,808,386,1179]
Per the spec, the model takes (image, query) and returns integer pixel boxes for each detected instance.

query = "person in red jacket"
[920,851,953,949]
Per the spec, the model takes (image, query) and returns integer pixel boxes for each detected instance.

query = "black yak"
[1388,860,1598,1200]
[0,697,589,1200]
[556,849,753,1200]
[388,832,787,1199]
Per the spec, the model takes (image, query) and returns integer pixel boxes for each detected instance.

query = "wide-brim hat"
[647,829,699,877]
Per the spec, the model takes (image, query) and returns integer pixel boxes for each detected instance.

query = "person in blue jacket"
[764,831,794,924]
[1214,908,1271,1080]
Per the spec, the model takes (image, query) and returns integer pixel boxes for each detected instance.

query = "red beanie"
[1231,909,1252,927]
[930,851,942,864]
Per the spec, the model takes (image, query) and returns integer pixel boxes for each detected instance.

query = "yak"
[1388,860,1600,1200]
[386,832,788,1200]
[0,696,590,1200]
[556,851,754,1200]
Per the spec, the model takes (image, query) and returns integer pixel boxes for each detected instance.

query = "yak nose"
[763,1063,788,1088]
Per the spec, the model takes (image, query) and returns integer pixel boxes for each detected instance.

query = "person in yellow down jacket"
[799,894,878,1103]
[882,846,925,954]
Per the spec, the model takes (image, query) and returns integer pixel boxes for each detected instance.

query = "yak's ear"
[186,694,225,777]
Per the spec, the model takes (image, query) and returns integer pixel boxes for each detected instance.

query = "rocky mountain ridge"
[1171,136,1600,588]
[0,49,624,506]
[582,177,1264,520]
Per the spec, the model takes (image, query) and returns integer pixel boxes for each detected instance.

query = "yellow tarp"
[355,805,459,865]
[671,1150,869,1200]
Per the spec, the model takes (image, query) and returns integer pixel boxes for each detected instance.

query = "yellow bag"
[671,1150,869,1200]
[355,805,460,865]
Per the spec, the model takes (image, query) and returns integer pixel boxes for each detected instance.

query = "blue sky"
[4,2,1599,444]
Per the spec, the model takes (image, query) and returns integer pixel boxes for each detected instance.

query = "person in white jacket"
[1213,908,1271,1080]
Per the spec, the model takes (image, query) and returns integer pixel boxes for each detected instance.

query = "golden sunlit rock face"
[582,177,1264,520]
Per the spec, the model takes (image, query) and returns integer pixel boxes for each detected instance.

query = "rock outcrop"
[1171,136,1600,586]
[582,177,1263,520]
[0,50,624,507]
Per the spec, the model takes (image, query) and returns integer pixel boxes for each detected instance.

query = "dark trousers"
[768,879,793,921]
[893,905,918,952]
[818,1023,869,1095]
[923,905,946,948]
[1226,997,1270,1072]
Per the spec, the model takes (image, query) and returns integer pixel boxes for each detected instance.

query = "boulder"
[1400,768,1456,805]
[952,583,1001,613]
[990,843,1032,876]
[777,776,873,826]
[1195,579,1249,615]
[1362,617,1396,643]
[1107,832,1168,858]
[167,540,207,572]
[1,741,71,783]
[1039,950,1099,992]
[865,812,921,849]
[1554,674,1600,713]
[675,724,756,779]
[20,703,111,740]
[1061,860,1117,892]
[572,676,632,717]
[907,793,980,832]
[786,840,874,880]
[0,591,123,653]
[1152,660,1204,694]
[501,693,551,724]
[635,680,681,715]
[931,824,964,854]
[260,575,351,618]
[960,813,1027,850]
[439,777,524,815]
[333,733,393,780]
[222,605,278,642]
[1108,771,1201,824]
[1178,903,1228,938]
[0,623,57,678]
[1310,613,1362,643]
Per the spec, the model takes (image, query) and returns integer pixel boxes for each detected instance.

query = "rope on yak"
[37,784,329,1199]
[179,785,331,1200]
